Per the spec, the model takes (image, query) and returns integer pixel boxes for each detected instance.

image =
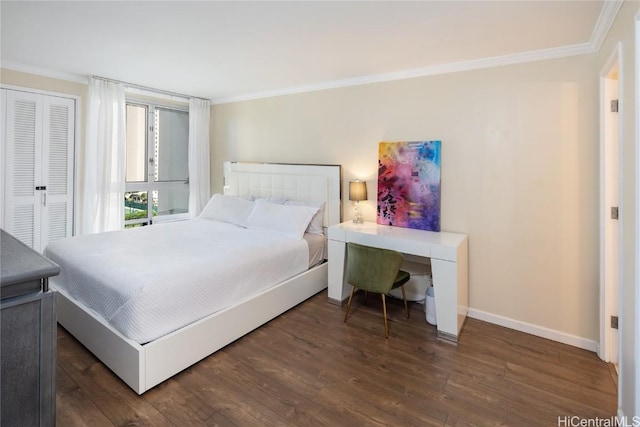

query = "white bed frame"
[55,162,342,394]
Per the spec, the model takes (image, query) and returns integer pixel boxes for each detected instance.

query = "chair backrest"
[346,242,404,294]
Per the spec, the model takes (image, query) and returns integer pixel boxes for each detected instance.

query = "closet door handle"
[36,186,47,206]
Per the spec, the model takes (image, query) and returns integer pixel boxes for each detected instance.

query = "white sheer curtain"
[80,78,126,234]
[188,98,211,218]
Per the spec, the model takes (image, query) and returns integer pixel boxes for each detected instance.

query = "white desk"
[327,221,469,342]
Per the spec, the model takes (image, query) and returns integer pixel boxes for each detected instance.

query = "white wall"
[211,54,601,344]
[597,0,640,419]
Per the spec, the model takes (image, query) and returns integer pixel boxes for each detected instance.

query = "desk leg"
[431,258,468,342]
[328,240,349,304]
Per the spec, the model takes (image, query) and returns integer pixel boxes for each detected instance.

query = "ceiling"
[1,1,613,103]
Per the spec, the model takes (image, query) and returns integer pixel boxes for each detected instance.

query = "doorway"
[599,43,622,368]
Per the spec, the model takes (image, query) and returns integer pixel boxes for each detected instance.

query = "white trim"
[634,9,640,420]
[467,308,598,352]
[0,83,80,101]
[212,43,596,104]
[590,0,624,51]
[599,42,623,363]
[1,61,88,84]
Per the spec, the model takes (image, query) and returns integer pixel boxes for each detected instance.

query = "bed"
[46,162,341,394]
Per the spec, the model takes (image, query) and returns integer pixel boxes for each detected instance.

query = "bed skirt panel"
[56,262,328,394]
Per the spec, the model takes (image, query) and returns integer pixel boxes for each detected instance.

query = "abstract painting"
[377,141,441,231]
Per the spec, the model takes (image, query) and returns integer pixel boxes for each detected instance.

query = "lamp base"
[352,202,364,224]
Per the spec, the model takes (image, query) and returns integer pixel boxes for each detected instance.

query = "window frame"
[124,98,189,227]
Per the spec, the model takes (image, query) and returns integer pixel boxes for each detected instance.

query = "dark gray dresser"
[1,229,59,427]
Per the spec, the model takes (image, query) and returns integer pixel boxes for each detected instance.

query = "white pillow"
[198,194,255,227]
[253,196,287,204]
[284,200,326,235]
[246,200,319,239]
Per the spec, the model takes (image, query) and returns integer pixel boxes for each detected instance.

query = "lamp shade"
[349,181,367,202]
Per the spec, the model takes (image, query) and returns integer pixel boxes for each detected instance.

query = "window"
[124,101,189,227]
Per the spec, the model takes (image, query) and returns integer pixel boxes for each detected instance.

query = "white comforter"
[44,219,309,344]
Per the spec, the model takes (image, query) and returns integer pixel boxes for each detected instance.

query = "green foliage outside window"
[125,210,149,221]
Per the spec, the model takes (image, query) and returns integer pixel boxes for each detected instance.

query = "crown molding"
[0,41,600,106]
[211,42,596,104]
[590,0,624,51]
[1,60,88,84]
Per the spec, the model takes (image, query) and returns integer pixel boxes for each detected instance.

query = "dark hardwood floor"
[55,291,617,426]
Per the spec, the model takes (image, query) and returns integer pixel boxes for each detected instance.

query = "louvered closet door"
[2,89,75,251]
[41,95,75,248]
[2,90,42,249]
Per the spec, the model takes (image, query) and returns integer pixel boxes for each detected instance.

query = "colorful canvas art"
[377,141,441,232]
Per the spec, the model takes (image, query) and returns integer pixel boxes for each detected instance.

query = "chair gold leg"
[344,286,356,322]
[382,294,389,338]
[401,285,409,319]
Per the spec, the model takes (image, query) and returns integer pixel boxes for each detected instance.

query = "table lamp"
[349,180,367,224]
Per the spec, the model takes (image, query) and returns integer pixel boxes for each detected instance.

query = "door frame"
[599,43,623,363]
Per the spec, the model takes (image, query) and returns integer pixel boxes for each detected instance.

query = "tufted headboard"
[223,161,342,228]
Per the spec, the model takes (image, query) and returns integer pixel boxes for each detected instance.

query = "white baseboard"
[467,308,599,352]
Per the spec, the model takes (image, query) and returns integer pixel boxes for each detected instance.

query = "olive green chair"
[344,242,411,338]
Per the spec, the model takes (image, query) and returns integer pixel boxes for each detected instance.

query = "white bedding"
[44,219,311,344]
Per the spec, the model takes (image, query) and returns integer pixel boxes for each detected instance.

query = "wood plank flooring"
[55,291,617,426]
